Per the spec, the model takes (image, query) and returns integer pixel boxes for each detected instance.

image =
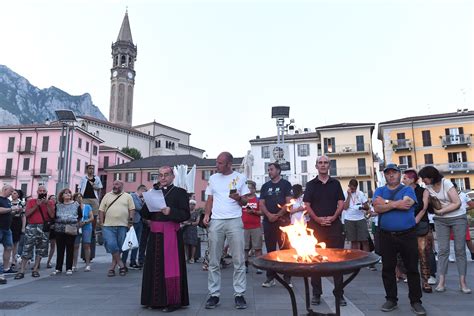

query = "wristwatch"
[384,199,389,204]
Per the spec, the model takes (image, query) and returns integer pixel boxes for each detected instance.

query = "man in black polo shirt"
[303,155,346,306]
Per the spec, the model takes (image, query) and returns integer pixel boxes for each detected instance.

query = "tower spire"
[117,10,133,43]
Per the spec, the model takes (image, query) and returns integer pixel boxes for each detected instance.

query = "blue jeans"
[121,222,142,264]
[102,226,128,254]
[0,229,13,248]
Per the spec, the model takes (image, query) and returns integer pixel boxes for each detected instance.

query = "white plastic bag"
[122,226,139,251]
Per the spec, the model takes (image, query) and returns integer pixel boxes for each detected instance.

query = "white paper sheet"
[143,189,167,212]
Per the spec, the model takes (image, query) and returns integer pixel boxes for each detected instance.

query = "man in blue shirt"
[373,164,426,316]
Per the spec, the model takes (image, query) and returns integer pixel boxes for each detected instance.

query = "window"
[398,156,413,168]
[297,144,310,157]
[359,181,365,193]
[78,138,82,149]
[261,146,270,159]
[317,144,322,156]
[422,130,431,147]
[76,159,81,172]
[24,137,32,152]
[448,152,467,163]
[20,183,28,195]
[323,137,336,153]
[5,158,13,176]
[114,173,122,180]
[329,160,337,176]
[103,156,109,168]
[301,175,308,185]
[356,135,365,151]
[59,136,66,151]
[85,142,90,152]
[397,132,406,140]
[202,170,213,181]
[57,157,64,170]
[23,158,30,171]
[264,162,271,173]
[126,172,136,182]
[424,154,433,165]
[453,178,466,191]
[155,140,160,148]
[42,136,49,152]
[40,158,47,173]
[201,190,207,202]
[367,181,373,198]
[150,173,158,182]
[358,158,366,175]
[93,145,98,156]
[301,160,308,173]
[7,137,15,152]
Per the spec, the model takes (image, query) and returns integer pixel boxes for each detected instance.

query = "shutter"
[147,172,151,181]
[448,153,454,163]
[445,128,450,136]
[459,127,464,135]
[323,138,328,153]
[202,170,205,180]
[397,133,405,140]
[407,156,413,168]
[399,156,403,164]
[465,177,471,190]
[332,138,336,152]
[462,152,467,162]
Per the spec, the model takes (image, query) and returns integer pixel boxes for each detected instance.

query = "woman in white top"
[418,166,470,294]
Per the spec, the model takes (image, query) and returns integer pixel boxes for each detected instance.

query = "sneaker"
[51,270,61,276]
[427,276,437,285]
[262,279,276,288]
[283,275,293,288]
[66,270,73,275]
[205,296,220,309]
[256,269,263,274]
[449,257,455,263]
[72,266,78,272]
[311,294,321,306]
[0,277,6,285]
[339,296,347,306]
[235,295,247,309]
[188,259,195,264]
[129,262,140,270]
[3,268,17,274]
[84,265,91,272]
[411,302,426,315]
[381,300,398,312]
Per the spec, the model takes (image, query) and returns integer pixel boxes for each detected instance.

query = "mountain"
[0,65,107,126]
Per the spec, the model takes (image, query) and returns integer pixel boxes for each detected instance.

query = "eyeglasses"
[158,173,172,178]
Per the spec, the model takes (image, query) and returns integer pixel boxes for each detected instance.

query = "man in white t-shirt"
[343,179,370,251]
[203,152,250,310]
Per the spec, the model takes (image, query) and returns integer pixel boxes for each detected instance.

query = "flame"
[278,200,327,263]
[277,199,296,212]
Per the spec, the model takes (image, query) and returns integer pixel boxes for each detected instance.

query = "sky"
[0,0,472,158]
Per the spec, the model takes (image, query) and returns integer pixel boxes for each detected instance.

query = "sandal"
[119,267,127,276]
[32,270,40,278]
[14,272,25,280]
[107,269,116,277]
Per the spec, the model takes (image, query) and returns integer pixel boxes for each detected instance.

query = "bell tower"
[109,10,137,127]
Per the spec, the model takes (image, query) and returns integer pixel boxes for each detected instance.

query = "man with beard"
[141,166,190,312]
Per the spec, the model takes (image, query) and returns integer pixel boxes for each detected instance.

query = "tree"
[121,147,142,160]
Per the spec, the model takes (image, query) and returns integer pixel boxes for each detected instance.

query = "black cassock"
[140,184,190,308]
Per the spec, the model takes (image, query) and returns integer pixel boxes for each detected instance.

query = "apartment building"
[249,122,376,196]
[378,110,473,190]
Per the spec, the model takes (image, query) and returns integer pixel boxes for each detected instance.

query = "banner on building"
[269,144,291,171]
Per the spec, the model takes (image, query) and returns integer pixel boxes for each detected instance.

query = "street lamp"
[55,110,77,194]
[271,106,291,171]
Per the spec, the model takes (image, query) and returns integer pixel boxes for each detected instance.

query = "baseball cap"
[383,163,401,173]
[189,199,197,205]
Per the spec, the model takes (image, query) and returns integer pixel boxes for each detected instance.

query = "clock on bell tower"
[109,10,137,127]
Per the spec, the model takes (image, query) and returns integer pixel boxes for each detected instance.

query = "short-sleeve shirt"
[426,179,464,218]
[259,178,292,223]
[0,196,12,230]
[303,176,344,217]
[373,184,417,232]
[82,204,93,231]
[343,190,368,221]
[205,171,250,219]
[26,199,55,225]
[242,196,261,229]
[99,192,135,227]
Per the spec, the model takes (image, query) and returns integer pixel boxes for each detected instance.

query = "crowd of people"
[1,155,473,315]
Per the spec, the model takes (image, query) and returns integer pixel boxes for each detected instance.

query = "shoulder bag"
[39,203,54,233]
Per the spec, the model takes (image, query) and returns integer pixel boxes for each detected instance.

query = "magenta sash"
[150,221,181,305]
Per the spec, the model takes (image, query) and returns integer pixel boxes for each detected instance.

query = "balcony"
[330,167,371,178]
[17,145,36,154]
[441,134,471,147]
[0,170,16,178]
[419,162,474,174]
[325,143,371,156]
[391,139,412,152]
[32,169,53,177]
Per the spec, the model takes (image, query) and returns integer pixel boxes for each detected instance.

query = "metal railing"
[0,169,17,178]
[326,143,371,155]
[330,167,371,178]
[418,162,474,173]
[32,169,53,177]
[391,139,412,151]
[441,134,471,147]
[17,145,36,154]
